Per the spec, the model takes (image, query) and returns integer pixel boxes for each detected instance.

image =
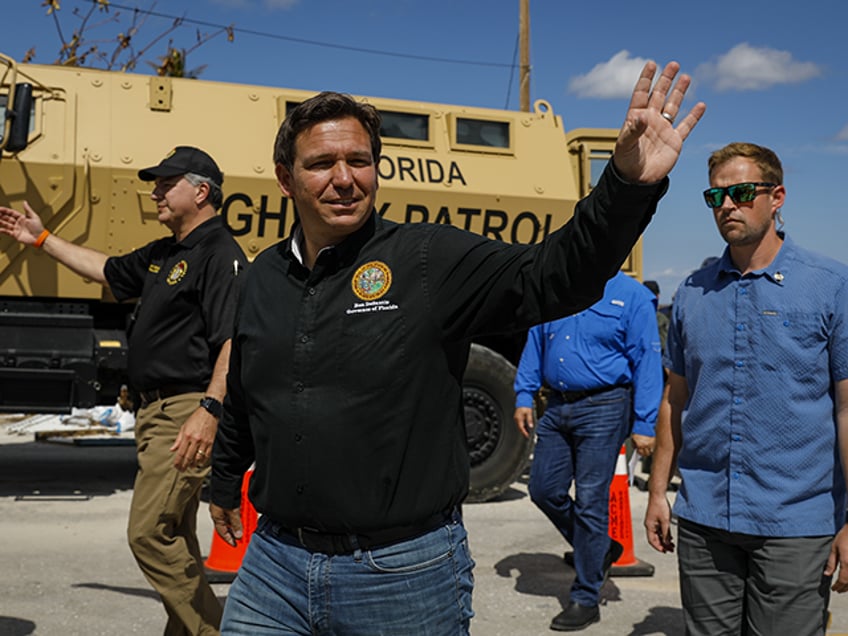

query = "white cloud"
[568,50,649,99]
[837,124,848,142]
[696,43,821,92]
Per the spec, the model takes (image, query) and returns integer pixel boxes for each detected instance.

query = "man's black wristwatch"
[199,396,223,419]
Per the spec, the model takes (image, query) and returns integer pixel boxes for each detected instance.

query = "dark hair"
[707,142,783,185]
[273,92,382,171]
[643,280,660,296]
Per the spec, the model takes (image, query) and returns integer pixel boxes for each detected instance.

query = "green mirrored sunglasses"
[703,182,776,209]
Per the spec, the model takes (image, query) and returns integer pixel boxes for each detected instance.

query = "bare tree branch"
[33,0,232,78]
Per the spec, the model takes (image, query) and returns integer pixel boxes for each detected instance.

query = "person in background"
[0,146,247,635]
[644,141,848,635]
[514,270,663,631]
[643,279,668,354]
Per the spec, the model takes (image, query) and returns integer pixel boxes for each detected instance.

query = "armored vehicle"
[0,53,636,501]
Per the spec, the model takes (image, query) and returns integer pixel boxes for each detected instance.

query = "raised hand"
[613,61,706,184]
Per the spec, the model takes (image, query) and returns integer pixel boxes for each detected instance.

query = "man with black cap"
[0,145,246,635]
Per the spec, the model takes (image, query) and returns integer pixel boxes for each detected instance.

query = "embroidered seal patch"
[352,261,392,301]
[167,260,188,286]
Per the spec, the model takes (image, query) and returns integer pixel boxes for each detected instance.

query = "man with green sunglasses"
[702,181,777,209]
[646,141,848,635]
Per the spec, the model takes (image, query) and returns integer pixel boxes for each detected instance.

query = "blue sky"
[4,0,847,303]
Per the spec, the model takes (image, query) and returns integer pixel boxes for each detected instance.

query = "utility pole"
[519,0,530,112]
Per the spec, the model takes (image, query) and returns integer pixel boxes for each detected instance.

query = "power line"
[504,32,519,109]
[98,0,516,70]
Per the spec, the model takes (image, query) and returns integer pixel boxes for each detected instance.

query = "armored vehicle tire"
[464,344,534,503]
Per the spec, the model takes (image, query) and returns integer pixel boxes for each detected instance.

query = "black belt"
[556,383,631,404]
[271,508,458,556]
[138,385,204,408]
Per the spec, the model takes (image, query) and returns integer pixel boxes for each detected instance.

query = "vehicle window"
[589,149,613,190]
[0,92,36,140]
[380,110,429,141]
[455,118,510,148]
[284,100,301,116]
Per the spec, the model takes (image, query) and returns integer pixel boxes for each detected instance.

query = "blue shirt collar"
[717,231,792,285]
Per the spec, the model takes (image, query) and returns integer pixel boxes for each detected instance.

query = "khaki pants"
[128,392,222,636]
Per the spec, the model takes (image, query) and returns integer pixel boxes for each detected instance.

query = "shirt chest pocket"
[582,300,626,345]
[758,310,825,371]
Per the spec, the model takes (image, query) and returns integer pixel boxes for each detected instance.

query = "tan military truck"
[0,52,636,501]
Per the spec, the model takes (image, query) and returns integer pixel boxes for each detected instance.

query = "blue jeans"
[528,387,631,606]
[221,512,475,635]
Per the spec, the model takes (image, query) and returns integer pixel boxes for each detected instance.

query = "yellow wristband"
[33,229,50,248]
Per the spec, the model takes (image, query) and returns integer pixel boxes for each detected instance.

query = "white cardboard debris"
[4,403,135,436]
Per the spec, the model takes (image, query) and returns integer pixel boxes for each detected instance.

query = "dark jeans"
[528,386,631,606]
[677,518,832,636]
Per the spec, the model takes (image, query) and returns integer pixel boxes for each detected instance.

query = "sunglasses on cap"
[702,182,777,209]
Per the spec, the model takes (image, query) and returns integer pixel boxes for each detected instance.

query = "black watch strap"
[199,396,223,419]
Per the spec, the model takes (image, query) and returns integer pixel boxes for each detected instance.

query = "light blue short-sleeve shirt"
[666,233,848,537]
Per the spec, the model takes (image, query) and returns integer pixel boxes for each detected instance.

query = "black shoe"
[602,539,624,584]
[550,602,600,631]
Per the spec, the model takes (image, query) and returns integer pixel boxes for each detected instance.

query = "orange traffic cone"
[608,445,654,577]
[204,468,258,583]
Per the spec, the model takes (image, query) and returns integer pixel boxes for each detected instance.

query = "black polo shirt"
[104,216,247,392]
[211,163,667,533]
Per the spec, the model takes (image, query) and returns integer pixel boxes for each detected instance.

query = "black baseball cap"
[138,146,224,186]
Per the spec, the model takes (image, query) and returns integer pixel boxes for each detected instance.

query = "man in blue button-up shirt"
[514,270,663,631]
[645,142,848,636]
